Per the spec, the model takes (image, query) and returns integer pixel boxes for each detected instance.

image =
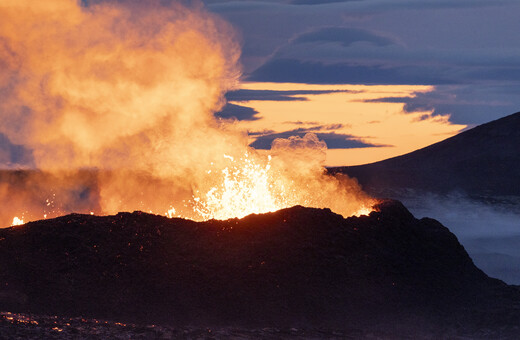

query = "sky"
[205,0,520,165]
[1,0,520,167]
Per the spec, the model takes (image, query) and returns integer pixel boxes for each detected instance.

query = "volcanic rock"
[0,200,519,337]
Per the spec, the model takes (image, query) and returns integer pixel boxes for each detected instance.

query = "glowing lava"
[353,206,374,217]
[192,153,286,220]
[11,217,24,226]
[0,0,375,227]
[185,149,376,221]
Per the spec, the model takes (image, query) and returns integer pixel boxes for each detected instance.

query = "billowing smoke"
[0,0,241,170]
[0,0,371,226]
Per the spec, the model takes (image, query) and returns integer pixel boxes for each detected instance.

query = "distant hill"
[1,201,519,337]
[330,111,520,197]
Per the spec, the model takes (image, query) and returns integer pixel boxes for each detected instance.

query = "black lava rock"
[0,200,519,337]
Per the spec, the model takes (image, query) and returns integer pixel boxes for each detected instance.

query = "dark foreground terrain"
[329,111,520,287]
[0,311,363,339]
[1,200,520,338]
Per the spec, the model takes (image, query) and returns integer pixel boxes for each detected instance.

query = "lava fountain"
[0,0,374,226]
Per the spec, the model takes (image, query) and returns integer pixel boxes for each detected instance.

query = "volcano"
[1,200,519,338]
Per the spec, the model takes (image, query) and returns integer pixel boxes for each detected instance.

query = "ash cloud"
[0,0,243,220]
[0,0,372,225]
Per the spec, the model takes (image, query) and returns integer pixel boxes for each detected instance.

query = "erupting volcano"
[0,0,373,227]
[2,2,520,338]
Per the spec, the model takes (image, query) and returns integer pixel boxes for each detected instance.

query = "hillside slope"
[0,201,519,337]
[331,111,520,197]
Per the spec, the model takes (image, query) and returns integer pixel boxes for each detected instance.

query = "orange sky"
[234,82,467,167]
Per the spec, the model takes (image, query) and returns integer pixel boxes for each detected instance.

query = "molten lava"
[193,153,281,220]
[187,152,375,221]
[11,217,24,226]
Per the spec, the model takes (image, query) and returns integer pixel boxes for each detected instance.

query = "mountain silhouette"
[0,200,519,337]
[331,111,520,197]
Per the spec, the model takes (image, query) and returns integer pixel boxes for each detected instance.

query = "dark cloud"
[248,124,347,136]
[248,58,454,85]
[289,0,361,5]
[249,128,386,149]
[215,103,260,121]
[362,85,520,124]
[252,24,520,86]
[294,124,348,131]
[363,97,410,104]
[293,27,393,46]
[248,129,276,137]
[246,19,520,124]
[205,0,520,125]
[226,89,355,102]
[206,0,515,12]
[282,121,321,125]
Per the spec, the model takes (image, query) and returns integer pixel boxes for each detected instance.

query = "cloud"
[205,0,515,11]
[248,58,453,85]
[292,27,393,46]
[251,23,520,86]
[215,103,260,121]
[249,128,385,149]
[362,85,520,124]
[226,88,356,102]
[0,0,377,223]
[247,123,348,134]
[205,0,520,66]
[288,0,361,5]
[204,0,520,125]
[246,21,520,123]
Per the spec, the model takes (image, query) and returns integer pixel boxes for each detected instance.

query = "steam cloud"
[0,0,371,225]
[402,194,520,284]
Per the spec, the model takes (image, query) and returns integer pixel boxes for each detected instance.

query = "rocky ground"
[2,311,520,339]
[0,200,519,338]
[0,311,359,339]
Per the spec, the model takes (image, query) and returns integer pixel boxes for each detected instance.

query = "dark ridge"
[329,111,520,197]
[0,200,519,337]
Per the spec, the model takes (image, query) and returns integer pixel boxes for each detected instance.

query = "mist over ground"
[397,192,520,285]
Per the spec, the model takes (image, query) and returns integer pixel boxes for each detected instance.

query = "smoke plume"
[0,0,371,225]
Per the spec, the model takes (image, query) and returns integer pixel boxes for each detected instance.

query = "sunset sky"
[207,0,520,165]
[1,0,520,168]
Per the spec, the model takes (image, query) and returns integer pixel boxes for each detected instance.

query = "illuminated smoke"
[0,0,373,225]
